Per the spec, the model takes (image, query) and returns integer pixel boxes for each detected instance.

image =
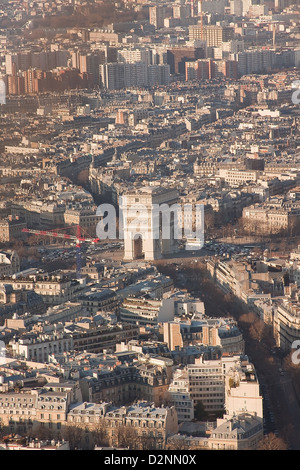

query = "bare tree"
[28,423,55,441]
[77,169,89,187]
[162,391,173,407]
[91,419,110,448]
[257,432,288,450]
[166,436,191,451]
[0,418,7,439]
[61,424,84,450]
[249,319,265,343]
[115,424,139,449]
[138,434,161,450]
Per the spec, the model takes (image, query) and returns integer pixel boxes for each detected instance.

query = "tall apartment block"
[167,46,205,74]
[189,25,234,47]
[198,0,227,14]
[71,51,106,86]
[99,62,170,90]
[149,6,172,29]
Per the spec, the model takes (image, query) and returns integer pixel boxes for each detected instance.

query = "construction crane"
[191,0,194,17]
[199,0,204,41]
[22,225,100,279]
[272,23,276,49]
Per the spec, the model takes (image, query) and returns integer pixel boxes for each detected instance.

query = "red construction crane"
[22,225,100,279]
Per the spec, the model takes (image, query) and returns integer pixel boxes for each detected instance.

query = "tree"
[229,377,237,388]
[204,211,215,236]
[239,311,258,327]
[61,424,84,450]
[257,432,288,450]
[28,423,55,441]
[77,169,89,187]
[91,420,110,448]
[162,391,173,407]
[194,401,208,421]
[249,319,265,343]
[138,434,160,450]
[166,436,191,451]
[115,424,139,450]
[0,418,6,439]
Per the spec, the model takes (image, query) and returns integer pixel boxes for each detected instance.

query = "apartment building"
[207,258,250,297]
[185,58,238,81]
[168,412,263,450]
[76,52,105,85]
[119,297,174,326]
[80,263,104,281]
[232,50,275,77]
[78,289,118,314]
[243,204,299,234]
[199,0,227,14]
[71,323,139,354]
[187,356,225,415]
[99,62,145,90]
[189,25,234,46]
[218,168,259,186]
[0,251,20,277]
[193,159,217,177]
[185,354,259,418]
[41,302,83,324]
[99,63,170,90]
[208,414,263,450]
[167,47,205,75]
[170,315,244,355]
[0,217,26,243]
[11,200,65,229]
[64,208,102,236]
[0,387,72,433]
[117,48,151,66]
[273,300,300,352]
[163,322,183,351]
[5,50,69,75]
[149,6,170,29]
[166,369,194,422]
[202,322,245,355]
[80,356,172,406]
[225,361,263,419]
[67,401,178,449]
[9,331,74,362]
[3,275,86,306]
[89,30,122,44]
[148,64,171,86]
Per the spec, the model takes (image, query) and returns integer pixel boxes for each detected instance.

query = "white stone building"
[167,369,194,422]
